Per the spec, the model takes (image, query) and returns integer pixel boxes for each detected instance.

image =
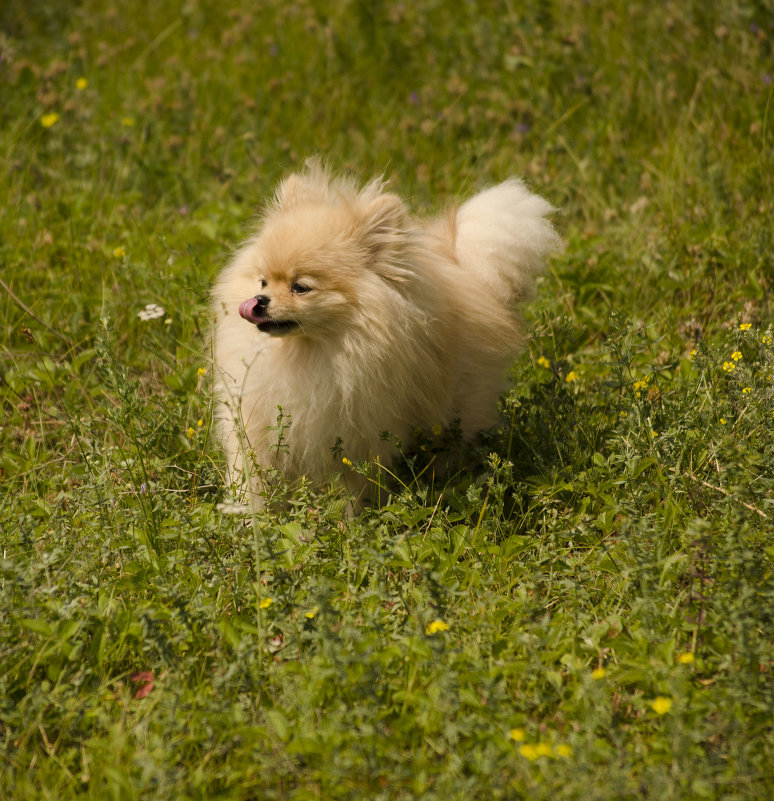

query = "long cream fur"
[212,161,561,503]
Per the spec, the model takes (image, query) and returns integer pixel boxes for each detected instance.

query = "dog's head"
[237,163,413,339]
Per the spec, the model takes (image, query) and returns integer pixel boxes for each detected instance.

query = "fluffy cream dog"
[212,161,560,504]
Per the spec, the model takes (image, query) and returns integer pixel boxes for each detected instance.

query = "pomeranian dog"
[212,160,560,504]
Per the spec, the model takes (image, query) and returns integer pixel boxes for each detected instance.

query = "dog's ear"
[359,193,407,251]
[274,158,335,209]
[275,173,325,209]
[358,193,412,282]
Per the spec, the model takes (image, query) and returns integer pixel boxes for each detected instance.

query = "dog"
[211,160,560,505]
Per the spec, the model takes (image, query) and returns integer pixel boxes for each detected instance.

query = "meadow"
[1,0,773,798]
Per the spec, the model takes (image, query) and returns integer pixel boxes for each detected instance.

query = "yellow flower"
[534,743,553,758]
[259,597,273,609]
[41,112,60,128]
[742,387,752,394]
[537,356,550,369]
[689,349,697,359]
[508,728,525,742]
[650,696,672,715]
[555,743,572,758]
[719,418,727,425]
[121,116,135,127]
[76,77,88,91]
[722,361,736,372]
[197,367,207,376]
[677,652,695,664]
[731,351,742,361]
[197,418,204,427]
[591,667,607,680]
[186,427,195,438]
[432,423,442,436]
[519,744,539,761]
[113,246,126,258]
[739,323,751,331]
[305,607,319,619]
[342,457,353,467]
[565,370,578,383]
[425,619,449,635]
[633,376,651,391]
[762,335,772,345]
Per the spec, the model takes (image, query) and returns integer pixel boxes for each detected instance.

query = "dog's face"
[237,188,410,340]
[238,207,362,338]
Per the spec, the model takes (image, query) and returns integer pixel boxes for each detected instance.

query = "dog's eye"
[260,278,267,289]
[291,282,312,295]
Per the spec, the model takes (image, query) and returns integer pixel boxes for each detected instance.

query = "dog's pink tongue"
[239,297,258,321]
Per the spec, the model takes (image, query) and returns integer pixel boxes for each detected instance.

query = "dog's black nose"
[254,294,270,310]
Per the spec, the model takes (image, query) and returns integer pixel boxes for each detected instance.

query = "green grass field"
[1,1,773,798]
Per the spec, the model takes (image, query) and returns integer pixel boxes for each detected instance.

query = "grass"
[1,0,773,798]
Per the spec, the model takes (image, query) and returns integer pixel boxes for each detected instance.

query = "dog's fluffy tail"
[454,179,562,303]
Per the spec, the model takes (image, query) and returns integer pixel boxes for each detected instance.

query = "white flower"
[137,303,166,321]
[217,500,249,515]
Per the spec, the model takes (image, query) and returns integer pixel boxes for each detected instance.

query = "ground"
[1,1,773,798]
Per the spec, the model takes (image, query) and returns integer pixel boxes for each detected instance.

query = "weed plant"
[1,1,772,799]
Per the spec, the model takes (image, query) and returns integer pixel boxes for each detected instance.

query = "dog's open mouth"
[256,319,300,334]
[239,298,300,335]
